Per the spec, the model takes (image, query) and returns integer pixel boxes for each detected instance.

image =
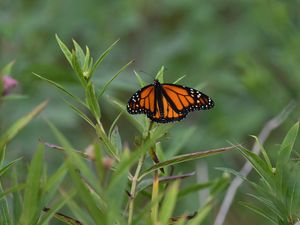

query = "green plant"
[31,36,233,225]
[234,122,300,225]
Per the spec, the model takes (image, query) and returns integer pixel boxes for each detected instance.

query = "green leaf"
[0,183,12,225]
[42,204,83,225]
[155,66,165,83]
[134,70,146,87]
[33,73,86,106]
[108,112,122,138]
[173,75,186,84]
[0,157,22,176]
[251,135,273,171]
[241,202,277,224]
[139,146,234,180]
[0,101,48,153]
[106,152,130,224]
[276,122,299,170]
[159,181,179,224]
[186,203,212,225]
[72,39,85,68]
[18,144,44,225]
[178,181,213,198]
[91,39,119,76]
[0,183,26,201]
[137,172,195,193]
[98,60,134,98]
[0,145,6,166]
[12,168,22,224]
[71,51,86,86]
[47,121,107,223]
[109,126,122,155]
[236,146,274,187]
[42,163,68,204]
[95,124,119,161]
[55,34,72,67]
[63,99,95,128]
[38,191,75,225]
[1,60,15,76]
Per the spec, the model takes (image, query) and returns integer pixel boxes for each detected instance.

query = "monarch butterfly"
[127,79,214,123]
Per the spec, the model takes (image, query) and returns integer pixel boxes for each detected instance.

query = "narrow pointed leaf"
[38,191,75,225]
[155,66,165,82]
[63,99,95,128]
[173,75,186,84]
[134,70,146,87]
[98,60,134,98]
[277,122,299,170]
[1,60,15,76]
[72,39,85,67]
[140,146,234,180]
[33,73,86,106]
[159,181,180,224]
[0,157,22,176]
[186,203,212,225]
[42,205,82,225]
[109,126,122,155]
[91,39,119,75]
[18,145,44,225]
[0,101,48,153]
[55,34,72,66]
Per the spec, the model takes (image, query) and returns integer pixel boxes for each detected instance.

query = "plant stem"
[128,154,145,225]
[128,121,153,225]
[151,170,159,224]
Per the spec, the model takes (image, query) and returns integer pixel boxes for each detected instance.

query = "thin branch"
[213,101,296,225]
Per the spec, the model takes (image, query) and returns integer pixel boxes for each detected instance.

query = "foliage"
[236,122,300,225]
[0,38,233,225]
[1,1,300,224]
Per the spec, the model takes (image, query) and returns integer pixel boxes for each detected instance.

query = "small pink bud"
[2,75,18,96]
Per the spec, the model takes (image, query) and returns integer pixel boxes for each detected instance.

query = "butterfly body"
[127,80,214,123]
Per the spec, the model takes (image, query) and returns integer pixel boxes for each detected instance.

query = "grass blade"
[0,101,48,153]
[0,157,22,176]
[18,144,44,225]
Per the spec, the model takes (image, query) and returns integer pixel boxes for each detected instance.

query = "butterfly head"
[153,79,161,86]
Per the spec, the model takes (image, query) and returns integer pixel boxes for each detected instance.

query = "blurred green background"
[1,0,300,224]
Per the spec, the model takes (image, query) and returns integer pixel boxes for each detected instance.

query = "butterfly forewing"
[162,84,214,113]
[127,85,154,116]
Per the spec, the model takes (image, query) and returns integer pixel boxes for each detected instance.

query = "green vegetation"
[1,1,300,225]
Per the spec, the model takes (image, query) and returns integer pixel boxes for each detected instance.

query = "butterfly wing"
[127,84,156,117]
[161,84,214,114]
